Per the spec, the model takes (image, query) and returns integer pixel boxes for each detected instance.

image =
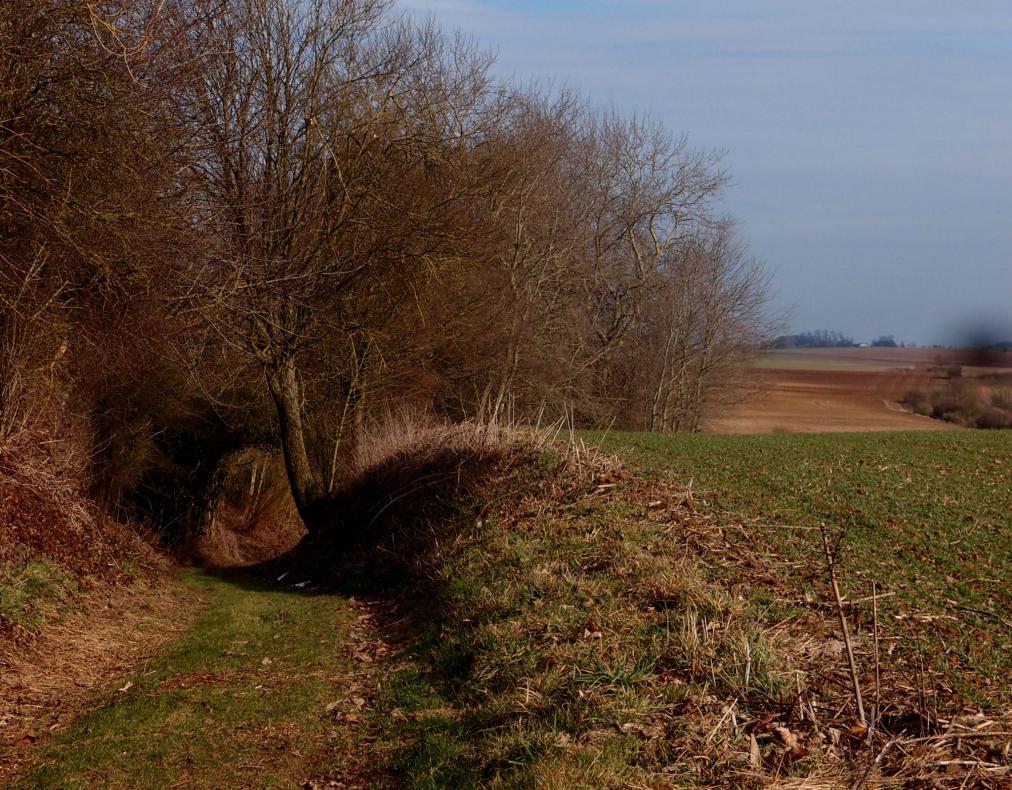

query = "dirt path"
[304,596,399,789]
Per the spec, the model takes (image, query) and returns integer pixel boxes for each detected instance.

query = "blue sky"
[402,0,1012,345]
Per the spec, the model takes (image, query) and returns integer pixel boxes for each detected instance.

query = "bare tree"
[638,221,772,431]
[574,113,728,422]
[184,0,498,523]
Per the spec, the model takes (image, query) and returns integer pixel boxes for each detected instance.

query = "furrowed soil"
[705,367,960,434]
[705,348,1012,434]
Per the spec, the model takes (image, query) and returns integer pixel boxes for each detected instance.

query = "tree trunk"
[265,355,324,529]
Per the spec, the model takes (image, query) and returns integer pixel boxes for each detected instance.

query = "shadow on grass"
[187,443,581,788]
[224,444,519,595]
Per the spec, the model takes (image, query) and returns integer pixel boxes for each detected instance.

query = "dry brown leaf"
[749,734,761,768]
[773,725,809,761]
[847,720,869,738]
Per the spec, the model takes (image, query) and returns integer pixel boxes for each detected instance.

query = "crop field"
[594,429,1012,705]
[754,347,1012,372]
[704,348,1012,434]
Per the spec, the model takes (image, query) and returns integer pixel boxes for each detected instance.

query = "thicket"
[904,376,1012,429]
[1,0,773,546]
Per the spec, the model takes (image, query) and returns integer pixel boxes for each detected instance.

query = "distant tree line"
[771,330,856,349]
[771,331,905,349]
[1,0,773,538]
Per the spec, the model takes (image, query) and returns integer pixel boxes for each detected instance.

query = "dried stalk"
[872,581,881,716]
[820,522,866,726]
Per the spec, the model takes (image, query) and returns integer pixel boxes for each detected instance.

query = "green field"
[593,430,1012,703]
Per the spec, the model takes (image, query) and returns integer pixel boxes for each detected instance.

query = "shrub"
[903,380,1012,429]
[990,385,1012,412]
[902,388,931,415]
[976,407,1012,430]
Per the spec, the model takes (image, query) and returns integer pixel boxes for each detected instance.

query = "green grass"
[16,569,355,790]
[589,430,1012,704]
[13,431,1011,787]
[356,469,798,788]
[0,558,77,630]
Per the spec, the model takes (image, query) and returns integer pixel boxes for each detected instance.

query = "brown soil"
[706,367,963,434]
[0,574,204,782]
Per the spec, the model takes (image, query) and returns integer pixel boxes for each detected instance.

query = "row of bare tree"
[1,0,772,536]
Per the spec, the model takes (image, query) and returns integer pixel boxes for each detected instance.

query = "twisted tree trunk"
[265,355,324,528]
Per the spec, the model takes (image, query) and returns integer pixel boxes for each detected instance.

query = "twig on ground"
[871,580,881,742]
[819,522,866,727]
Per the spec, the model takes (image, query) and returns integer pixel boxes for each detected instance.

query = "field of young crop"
[593,430,1012,705]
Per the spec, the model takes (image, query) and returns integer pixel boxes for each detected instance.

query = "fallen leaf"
[773,726,809,761]
[750,712,776,736]
[117,681,133,693]
[847,720,869,738]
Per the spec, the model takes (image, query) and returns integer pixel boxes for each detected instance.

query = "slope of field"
[755,347,1012,372]
[9,431,1012,787]
[706,366,960,433]
[703,347,1012,434]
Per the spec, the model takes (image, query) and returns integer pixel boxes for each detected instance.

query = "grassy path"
[15,569,375,789]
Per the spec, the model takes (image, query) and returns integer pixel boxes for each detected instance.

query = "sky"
[401,0,1012,345]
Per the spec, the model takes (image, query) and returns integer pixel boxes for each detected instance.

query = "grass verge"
[327,431,1011,787]
[13,569,357,790]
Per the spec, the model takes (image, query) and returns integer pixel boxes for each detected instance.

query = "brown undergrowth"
[0,436,167,643]
[180,448,306,569]
[0,440,161,578]
[268,423,1010,787]
[0,435,193,779]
